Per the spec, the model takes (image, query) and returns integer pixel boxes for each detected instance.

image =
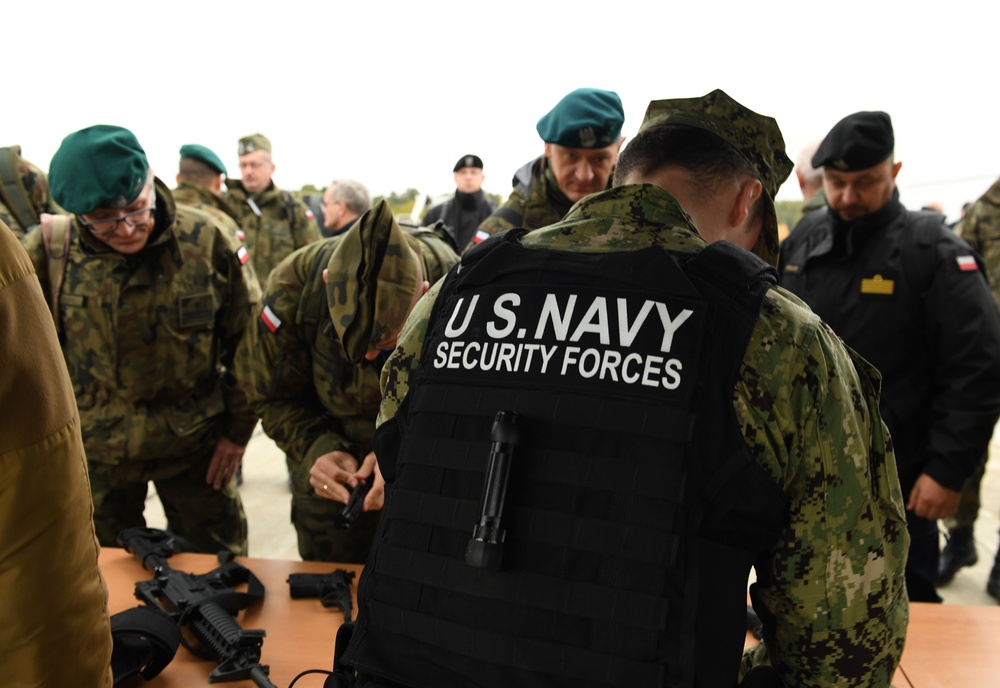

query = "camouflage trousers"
[288,454,380,563]
[89,451,248,555]
[944,449,990,530]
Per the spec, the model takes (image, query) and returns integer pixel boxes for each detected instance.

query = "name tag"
[178,292,215,327]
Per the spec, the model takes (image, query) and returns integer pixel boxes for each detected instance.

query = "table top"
[102,548,1000,688]
[101,547,360,688]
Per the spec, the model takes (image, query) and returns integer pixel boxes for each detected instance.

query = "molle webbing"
[369,384,692,686]
[348,233,784,688]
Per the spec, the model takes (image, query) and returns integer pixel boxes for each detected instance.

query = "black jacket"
[779,193,1000,493]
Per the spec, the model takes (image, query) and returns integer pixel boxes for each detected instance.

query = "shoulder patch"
[472,229,490,245]
[305,208,314,219]
[237,245,250,265]
[956,255,978,272]
[260,304,282,332]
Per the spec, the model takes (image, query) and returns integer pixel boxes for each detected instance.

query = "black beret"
[454,154,483,172]
[812,111,894,172]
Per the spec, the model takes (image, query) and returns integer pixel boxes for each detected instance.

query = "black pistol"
[287,569,357,622]
[335,480,372,529]
[466,410,521,570]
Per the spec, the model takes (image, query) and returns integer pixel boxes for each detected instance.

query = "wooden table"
[101,547,361,688]
[103,549,1000,687]
[895,602,1000,687]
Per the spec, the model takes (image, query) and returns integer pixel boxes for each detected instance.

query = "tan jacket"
[0,221,113,686]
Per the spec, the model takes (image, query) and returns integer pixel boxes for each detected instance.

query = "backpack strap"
[0,145,40,230]
[40,214,73,330]
[900,210,946,300]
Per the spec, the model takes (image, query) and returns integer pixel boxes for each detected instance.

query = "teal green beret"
[180,143,227,175]
[536,88,625,149]
[49,125,149,214]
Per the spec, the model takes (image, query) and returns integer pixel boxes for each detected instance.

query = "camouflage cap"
[49,125,149,214]
[638,89,793,266]
[238,133,271,156]
[180,143,227,175]
[536,88,625,149]
[327,199,421,364]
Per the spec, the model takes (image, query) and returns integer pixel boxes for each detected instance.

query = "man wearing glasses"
[21,125,261,555]
[223,133,320,288]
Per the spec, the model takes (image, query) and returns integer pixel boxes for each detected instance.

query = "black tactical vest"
[344,231,788,688]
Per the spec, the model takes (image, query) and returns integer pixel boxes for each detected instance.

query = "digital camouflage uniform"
[470,156,574,247]
[377,184,908,687]
[0,146,61,238]
[21,178,262,555]
[948,177,1000,532]
[375,88,907,686]
[237,201,458,562]
[224,178,321,288]
[173,181,244,242]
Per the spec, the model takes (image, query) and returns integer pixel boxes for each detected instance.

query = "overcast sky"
[6,0,997,221]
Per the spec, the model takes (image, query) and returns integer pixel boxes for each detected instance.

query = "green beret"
[812,111,894,172]
[637,89,793,267]
[536,88,625,149]
[238,133,271,155]
[49,125,149,214]
[327,199,421,364]
[180,143,227,175]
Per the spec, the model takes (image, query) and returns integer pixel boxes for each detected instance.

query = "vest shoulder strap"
[40,214,73,331]
[681,240,777,325]
[0,146,39,230]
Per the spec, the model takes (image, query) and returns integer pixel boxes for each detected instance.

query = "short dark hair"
[613,124,766,227]
[178,157,220,185]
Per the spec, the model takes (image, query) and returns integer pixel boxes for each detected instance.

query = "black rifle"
[118,527,277,687]
[287,569,356,621]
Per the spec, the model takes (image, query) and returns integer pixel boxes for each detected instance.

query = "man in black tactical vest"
[335,92,910,688]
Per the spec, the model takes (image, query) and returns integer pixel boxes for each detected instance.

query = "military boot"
[987,549,1000,601]
[937,526,977,587]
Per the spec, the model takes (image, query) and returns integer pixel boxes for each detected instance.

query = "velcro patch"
[261,305,282,333]
[178,292,215,328]
[237,245,250,264]
[430,283,706,403]
[957,255,978,272]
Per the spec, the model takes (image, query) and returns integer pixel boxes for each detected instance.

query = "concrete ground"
[146,423,1000,606]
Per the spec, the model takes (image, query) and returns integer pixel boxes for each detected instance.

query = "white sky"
[6,0,998,222]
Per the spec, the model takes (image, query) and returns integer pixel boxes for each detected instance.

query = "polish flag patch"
[472,229,490,244]
[236,229,246,241]
[957,255,978,272]
[261,305,282,332]
[237,245,250,265]
[305,209,315,219]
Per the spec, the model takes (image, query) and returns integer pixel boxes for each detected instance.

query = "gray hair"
[796,140,823,187]
[329,179,371,215]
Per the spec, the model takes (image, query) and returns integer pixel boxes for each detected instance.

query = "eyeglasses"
[79,205,156,236]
